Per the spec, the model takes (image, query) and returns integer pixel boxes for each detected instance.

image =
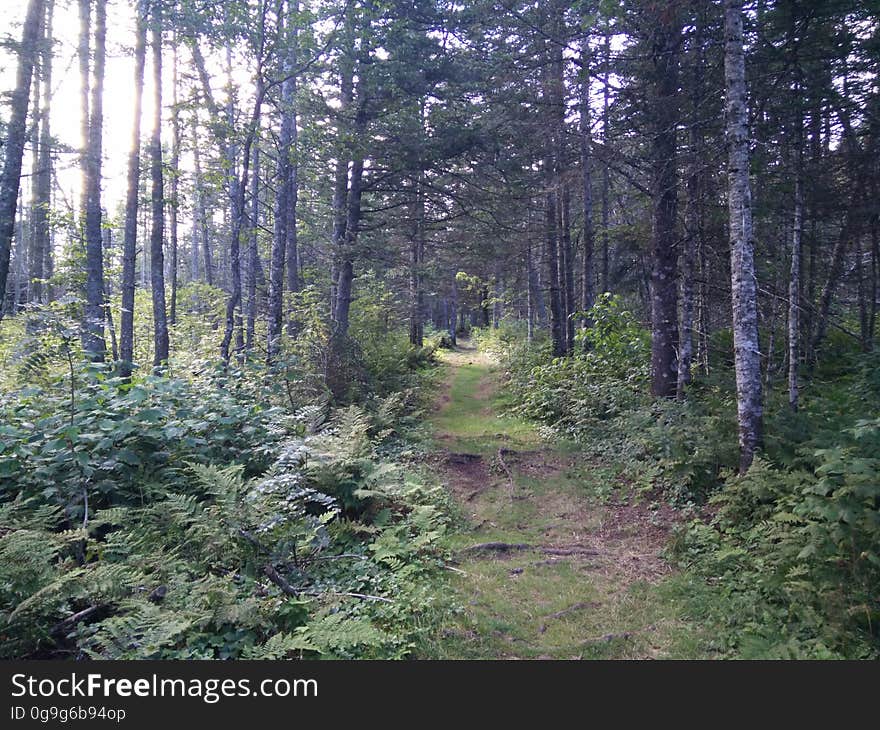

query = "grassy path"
[420,341,708,659]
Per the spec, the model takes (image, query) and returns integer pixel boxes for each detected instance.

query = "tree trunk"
[580,40,595,330]
[724,0,763,472]
[333,150,363,339]
[245,142,259,353]
[545,181,564,357]
[789,112,804,411]
[330,13,355,323]
[332,18,367,344]
[810,201,862,358]
[649,8,680,397]
[169,38,180,326]
[526,218,547,328]
[149,9,169,368]
[268,1,298,359]
[449,271,458,345]
[870,214,878,349]
[677,15,704,398]
[191,116,213,286]
[220,77,265,365]
[0,0,45,314]
[82,0,107,361]
[409,169,426,347]
[29,0,52,305]
[284,4,300,333]
[560,184,575,353]
[600,27,611,294]
[119,10,144,377]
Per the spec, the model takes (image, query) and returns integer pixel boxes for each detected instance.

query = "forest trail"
[423,341,699,659]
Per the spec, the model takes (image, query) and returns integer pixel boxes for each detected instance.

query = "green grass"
[431,349,538,455]
[417,342,718,660]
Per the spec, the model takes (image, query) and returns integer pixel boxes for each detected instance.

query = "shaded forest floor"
[418,341,713,659]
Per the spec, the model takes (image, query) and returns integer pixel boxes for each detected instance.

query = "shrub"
[0,389,449,659]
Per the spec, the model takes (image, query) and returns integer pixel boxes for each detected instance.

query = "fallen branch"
[541,546,600,557]
[461,542,532,554]
[51,605,105,636]
[538,601,600,634]
[305,590,393,604]
[263,564,299,597]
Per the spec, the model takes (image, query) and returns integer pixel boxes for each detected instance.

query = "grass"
[431,346,539,455]
[416,340,718,659]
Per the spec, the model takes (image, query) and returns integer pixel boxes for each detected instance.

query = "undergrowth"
[488,295,880,658]
[0,289,449,660]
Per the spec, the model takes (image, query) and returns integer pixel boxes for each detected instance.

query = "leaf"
[116,448,141,467]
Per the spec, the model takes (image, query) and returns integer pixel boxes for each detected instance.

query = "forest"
[0,0,877,661]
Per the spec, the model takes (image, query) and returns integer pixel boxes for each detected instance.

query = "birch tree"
[724,0,763,471]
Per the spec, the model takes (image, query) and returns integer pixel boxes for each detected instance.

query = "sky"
[1,0,623,222]
[2,0,154,214]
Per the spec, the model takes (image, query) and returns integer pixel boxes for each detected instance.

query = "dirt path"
[422,341,696,659]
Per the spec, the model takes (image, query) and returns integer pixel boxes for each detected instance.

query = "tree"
[28,0,54,305]
[267,0,298,361]
[0,0,46,316]
[646,1,682,398]
[169,37,181,326]
[82,0,108,361]
[119,9,147,378]
[579,34,596,331]
[150,3,169,368]
[724,0,763,471]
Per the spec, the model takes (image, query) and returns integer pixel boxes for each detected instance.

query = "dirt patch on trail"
[487,448,678,586]
[475,374,496,408]
[530,492,679,585]
[499,448,568,479]
[440,452,494,501]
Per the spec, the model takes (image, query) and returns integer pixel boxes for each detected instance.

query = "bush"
[673,421,880,658]
[0,385,450,659]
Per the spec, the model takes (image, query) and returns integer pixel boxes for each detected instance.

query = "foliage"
[0,384,450,660]
[496,299,880,657]
[499,296,733,499]
[0,291,450,660]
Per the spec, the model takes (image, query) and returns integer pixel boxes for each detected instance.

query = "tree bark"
[409,169,426,347]
[284,4,300,333]
[118,9,146,377]
[245,141,259,353]
[544,181,564,357]
[0,0,44,314]
[268,0,298,359]
[648,6,681,397]
[82,0,107,361]
[580,40,595,331]
[788,103,804,411]
[191,115,213,286]
[724,0,763,471]
[677,14,704,398]
[169,37,180,326]
[560,184,575,353]
[600,27,611,294]
[29,0,53,305]
[149,9,169,368]
[330,11,355,323]
[331,8,368,344]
